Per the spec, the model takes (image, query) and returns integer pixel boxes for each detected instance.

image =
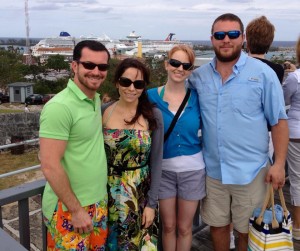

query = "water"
[186,40,297,48]
[195,49,296,61]
[0,37,296,48]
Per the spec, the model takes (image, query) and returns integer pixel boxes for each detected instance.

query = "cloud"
[84,7,113,13]
[227,0,253,2]
[31,4,60,11]
[1,0,299,41]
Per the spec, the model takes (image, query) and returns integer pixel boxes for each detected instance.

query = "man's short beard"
[214,49,241,62]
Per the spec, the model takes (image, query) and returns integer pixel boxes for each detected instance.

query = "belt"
[108,162,148,172]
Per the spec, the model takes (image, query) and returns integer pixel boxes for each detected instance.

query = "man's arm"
[40,137,93,234]
[265,119,289,190]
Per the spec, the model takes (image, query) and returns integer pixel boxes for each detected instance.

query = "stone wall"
[0,112,40,146]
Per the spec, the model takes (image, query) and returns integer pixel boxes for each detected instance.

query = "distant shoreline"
[0,37,297,48]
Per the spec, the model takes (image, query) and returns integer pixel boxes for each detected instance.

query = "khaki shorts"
[201,166,268,233]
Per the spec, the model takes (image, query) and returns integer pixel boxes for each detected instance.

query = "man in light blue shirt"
[189,13,289,251]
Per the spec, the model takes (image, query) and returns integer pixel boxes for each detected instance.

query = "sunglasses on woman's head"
[118,77,146,89]
[77,61,110,71]
[168,59,193,71]
[213,30,241,40]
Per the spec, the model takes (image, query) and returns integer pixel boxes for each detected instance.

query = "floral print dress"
[103,128,158,251]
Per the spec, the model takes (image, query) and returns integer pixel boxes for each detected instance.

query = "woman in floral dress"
[102,58,164,251]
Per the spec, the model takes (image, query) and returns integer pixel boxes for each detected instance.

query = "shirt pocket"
[231,85,262,116]
[199,93,218,111]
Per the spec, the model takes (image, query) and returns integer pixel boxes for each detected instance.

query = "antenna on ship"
[24,0,32,65]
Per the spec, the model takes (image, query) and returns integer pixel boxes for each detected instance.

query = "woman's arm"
[283,72,298,105]
[147,107,164,208]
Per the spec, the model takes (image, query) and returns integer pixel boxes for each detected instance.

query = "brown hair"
[73,40,110,62]
[113,58,157,130]
[211,13,244,35]
[296,37,300,63]
[246,16,275,54]
[168,44,195,65]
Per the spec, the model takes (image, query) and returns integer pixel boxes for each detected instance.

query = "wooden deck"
[191,180,300,251]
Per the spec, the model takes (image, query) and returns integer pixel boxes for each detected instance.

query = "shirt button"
[177,134,180,137]
[178,145,181,147]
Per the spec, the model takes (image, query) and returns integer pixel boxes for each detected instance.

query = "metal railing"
[0,179,46,251]
[0,138,39,151]
[0,138,205,250]
[0,227,28,251]
[0,138,45,250]
[0,138,40,179]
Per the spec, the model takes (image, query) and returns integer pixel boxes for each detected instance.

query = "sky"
[0,0,299,41]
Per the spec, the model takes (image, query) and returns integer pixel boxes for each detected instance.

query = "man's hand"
[71,207,93,234]
[265,163,285,190]
[142,207,155,229]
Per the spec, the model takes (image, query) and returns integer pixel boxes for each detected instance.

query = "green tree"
[33,78,68,94]
[45,54,70,72]
[145,58,167,88]
[98,58,121,100]
[0,50,24,89]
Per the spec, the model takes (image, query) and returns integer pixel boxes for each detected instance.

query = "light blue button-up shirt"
[189,52,287,185]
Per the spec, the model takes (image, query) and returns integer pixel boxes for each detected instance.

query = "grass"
[0,103,24,113]
[0,147,42,190]
[0,109,23,113]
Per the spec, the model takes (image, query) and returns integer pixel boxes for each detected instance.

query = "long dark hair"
[114,58,157,130]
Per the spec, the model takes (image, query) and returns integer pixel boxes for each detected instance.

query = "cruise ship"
[30,31,115,62]
[119,31,192,56]
[30,31,192,61]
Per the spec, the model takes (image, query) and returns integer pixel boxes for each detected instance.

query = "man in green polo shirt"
[39,40,110,250]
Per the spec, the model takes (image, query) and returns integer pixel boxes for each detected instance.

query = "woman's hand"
[142,207,155,229]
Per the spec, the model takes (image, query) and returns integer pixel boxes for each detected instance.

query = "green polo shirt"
[39,79,107,220]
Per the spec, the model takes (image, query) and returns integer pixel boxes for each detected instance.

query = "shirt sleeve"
[39,102,73,140]
[283,72,298,106]
[262,70,288,126]
[147,107,164,208]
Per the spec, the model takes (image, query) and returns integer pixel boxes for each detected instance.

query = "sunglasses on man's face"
[77,61,110,71]
[168,59,193,71]
[118,77,146,89]
[213,30,241,40]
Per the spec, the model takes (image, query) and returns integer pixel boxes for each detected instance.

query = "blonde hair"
[168,44,195,64]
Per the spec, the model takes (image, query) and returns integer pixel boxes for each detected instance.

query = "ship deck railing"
[0,180,46,251]
[0,138,46,250]
[0,139,205,250]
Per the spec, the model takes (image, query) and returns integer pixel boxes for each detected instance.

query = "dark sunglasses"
[168,59,193,71]
[213,30,241,40]
[77,61,110,71]
[118,77,146,89]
